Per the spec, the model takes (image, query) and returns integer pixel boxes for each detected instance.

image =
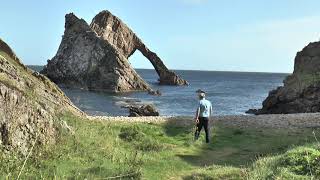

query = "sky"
[1,0,320,73]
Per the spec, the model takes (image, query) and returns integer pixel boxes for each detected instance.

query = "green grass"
[248,145,320,179]
[0,113,319,179]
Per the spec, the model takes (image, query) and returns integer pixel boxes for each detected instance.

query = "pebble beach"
[88,113,320,129]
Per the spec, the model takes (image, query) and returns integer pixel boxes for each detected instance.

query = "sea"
[28,66,288,116]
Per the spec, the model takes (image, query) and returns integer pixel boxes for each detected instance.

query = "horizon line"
[26,65,291,74]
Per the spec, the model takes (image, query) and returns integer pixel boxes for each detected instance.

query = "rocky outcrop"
[41,13,154,93]
[251,41,320,114]
[0,38,83,154]
[128,104,159,117]
[42,10,188,94]
[90,10,188,86]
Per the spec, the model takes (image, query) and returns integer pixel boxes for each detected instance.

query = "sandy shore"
[87,113,320,129]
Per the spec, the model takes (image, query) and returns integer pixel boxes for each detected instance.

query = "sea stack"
[251,41,320,114]
[0,38,83,154]
[41,10,188,94]
[90,10,188,86]
[41,13,153,93]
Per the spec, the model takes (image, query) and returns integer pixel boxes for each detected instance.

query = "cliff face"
[90,10,188,85]
[41,13,153,93]
[253,41,320,114]
[0,38,83,154]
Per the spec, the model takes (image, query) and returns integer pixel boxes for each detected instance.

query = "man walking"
[194,89,213,143]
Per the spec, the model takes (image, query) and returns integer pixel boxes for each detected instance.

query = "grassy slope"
[1,113,320,179]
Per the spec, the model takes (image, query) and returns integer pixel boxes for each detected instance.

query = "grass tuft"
[119,125,166,152]
[280,146,320,177]
[119,125,144,142]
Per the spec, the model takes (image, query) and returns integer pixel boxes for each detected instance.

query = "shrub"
[183,165,243,180]
[279,147,320,177]
[135,136,165,152]
[233,129,244,135]
[119,126,144,142]
[119,126,165,152]
[247,156,279,180]
[184,173,215,180]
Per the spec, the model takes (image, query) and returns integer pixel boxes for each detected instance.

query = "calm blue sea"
[28,66,288,116]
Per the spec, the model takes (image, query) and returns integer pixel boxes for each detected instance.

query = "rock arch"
[41,13,154,93]
[90,10,188,85]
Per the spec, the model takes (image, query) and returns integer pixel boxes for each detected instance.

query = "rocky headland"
[0,38,83,154]
[249,41,320,114]
[41,10,188,94]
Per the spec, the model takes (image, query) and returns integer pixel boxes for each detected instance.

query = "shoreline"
[87,112,320,129]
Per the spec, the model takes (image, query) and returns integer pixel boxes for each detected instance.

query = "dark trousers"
[194,117,210,143]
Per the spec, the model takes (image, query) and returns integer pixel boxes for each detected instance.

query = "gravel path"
[87,113,320,129]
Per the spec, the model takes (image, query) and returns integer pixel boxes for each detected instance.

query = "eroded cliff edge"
[250,41,320,114]
[42,10,188,94]
[0,38,83,154]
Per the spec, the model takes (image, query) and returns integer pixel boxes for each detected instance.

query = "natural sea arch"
[129,50,160,83]
[90,10,188,86]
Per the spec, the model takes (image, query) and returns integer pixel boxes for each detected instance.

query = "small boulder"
[148,90,162,96]
[245,109,258,115]
[128,104,159,117]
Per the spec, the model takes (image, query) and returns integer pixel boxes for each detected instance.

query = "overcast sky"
[1,0,320,73]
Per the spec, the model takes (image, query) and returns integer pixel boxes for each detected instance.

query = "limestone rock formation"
[0,38,83,154]
[128,104,159,117]
[90,10,188,86]
[41,13,153,93]
[251,41,320,114]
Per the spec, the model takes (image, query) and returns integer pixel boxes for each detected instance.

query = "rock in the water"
[0,38,83,154]
[90,10,188,86]
[245,109,259,115]
[42,10,188,94]
[128,104,159,117]
[41,13,152,93]
[254,41,320,114]
[148,89,162,96]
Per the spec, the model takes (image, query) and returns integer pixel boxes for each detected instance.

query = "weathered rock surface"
[41,13,153,93]
[90,10,188,86]
[0,38,83,154]
[128,104,159,117]
[251,41,320,114]
[42,10,187,94]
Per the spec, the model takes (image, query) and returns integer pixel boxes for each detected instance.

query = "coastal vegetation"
[2,8,320,179]
[1,112,319,179]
